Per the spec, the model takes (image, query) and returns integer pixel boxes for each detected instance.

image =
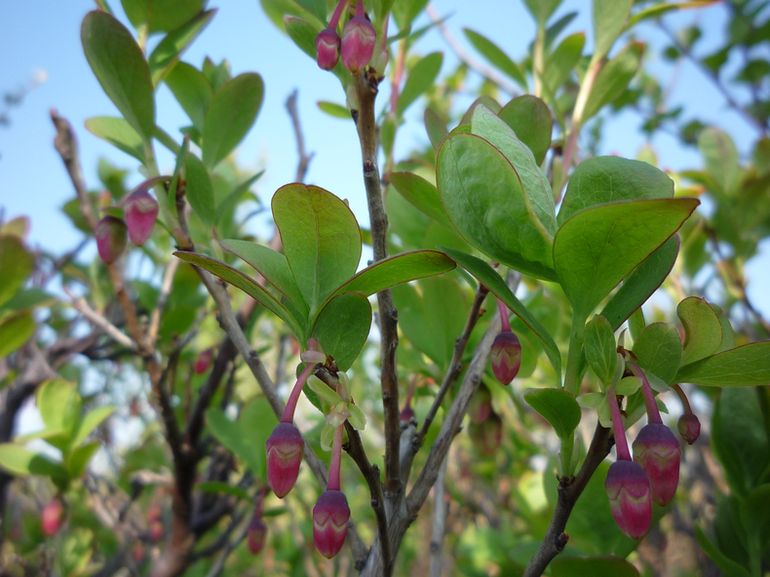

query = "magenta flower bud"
[490,330,521,385]
[469,385,492,424]
[399,402,415,424]
[247,516,268,555]
[469,411,503,456]
[313,489,350,558]
[41,498,64,537]
[677,412,701,445]
[95,216,127,264]
[124,188,158,245]
[316,28,341,70]
[193,348,213,375]
[632,423,681,506]
[266,422,304,498]
[605,460,652,539]
[341,1,376,73]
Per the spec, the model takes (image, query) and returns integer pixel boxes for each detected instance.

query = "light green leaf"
[632,323,682,384]
[676,342,770,387]
[85,116,145,162]
[272,184,361,314]
[437,133,556,280]
[583,41,644,121]
[173,251,305,338]
[615,376,641,396]
[312,293,371,371]
[66,442,100,479]
[698,127,740,195]
[72,406,115,448]
[544,32,585,97]
[442,247,561,378]
[184,152,215,227]
[284,15,323,60]
[601,236,680,330]
[463,29,527,89]
[306,375,344,408]
[0,235,34,308]
[37,380,82,445]
[558,156,674,226]
[81,11,155,141]
[497,95,553,165]
[165,62,212,132]
[523,0,562,25]
[584,315,617,386]
[148,9,216,85]
[121,0,206,33]
[677,296,723,365]
[553,198,698,319]
[317,100,350,119]
[329,250,455,301]
[0,311,36,358]
[592,0,632,59]
[389,172,451,227]
[398,52,443,116]
[0,444,67,483]
[202,73,264,168]
[206,404,269,476]
[221,239,308,319]
[524,388,581,439]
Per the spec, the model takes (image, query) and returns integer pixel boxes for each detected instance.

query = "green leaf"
[397,52,443,116]
[37,380,82,447]
[695,526,752,577]
[148,9,216,85]
[202,73,264,168]
[85,116,145,162]
[0,235,34,308]
[165,62,212,132]
[437,133,556,280]
[0,444,67,483]
[317,100,350,119]
[272,184,361,314]
[463,29,527,89]
[184,153,216,227]
[0,288,54,313]
[284,15,323,60]
[523,0,562,25]
[442,247,561,378]
[71,406,115,448]
[173,251,305,338]
[592,0,632,59]
[558,156,674,226]
[553,198,698,319]
[197,481,250,500]
[424,107,448,150]
[583,41,644,121]
[551,556,639,577]
[122,0,206,33]
[600,236,680,330]
[389,172,451,227]
[221,239,308,319]
[698,127,740,195]
[677,296,723,366]
[312,293,371,371]
[497,95,553,165]
[676,342,770,387]
[329,250,455,302]
[632,323,682,384]
[66,442,100,479]
[544,32,585,96]
[0,311,36,358]
[627,1,719,30]
[524,389,581,439]
[584,315,617,386]
[81,11,155,141]
[206,404,270,477]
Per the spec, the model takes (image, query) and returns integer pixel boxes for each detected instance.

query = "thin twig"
[428,458,449,577]
[64,288,136,350]
[148,257,180,347]
[285,90,314,183]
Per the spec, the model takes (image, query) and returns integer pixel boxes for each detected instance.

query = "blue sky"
[1,0,767,314]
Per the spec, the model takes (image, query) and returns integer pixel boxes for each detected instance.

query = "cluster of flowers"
[606,358,700,538]
[95,177,168,264]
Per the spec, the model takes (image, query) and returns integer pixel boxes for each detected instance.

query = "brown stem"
[285,89,314,183]
[353,72,401,497]
[522,423,612,577]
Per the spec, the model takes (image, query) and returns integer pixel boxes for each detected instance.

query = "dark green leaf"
[398,52,443,116]
[437,133,556,280]
[207,403,270,476]
[85,116,145,162]
[272,184,361,314]
[66,442,100,479]
[676,342,770,386]
[694,526,752,577]
[524,389,581,438]
[584,315,617,386]
[121,0,206,33]
[497,95,553,165]
[0,232,34,308]
[463,29,527,88]
[544,32,585,95]
[523,0,562,25]
[389,172,451,226]
[677,296,723,366]
[553,198,697,319]
[601,236,679,330]
[165,62,212,132]
[148,9,216,85]
[551,556,639,577]
[633,323,682,384]
[558,156,674,226]
[312,293,372,371]
[184,153,216,227]
[203,73,264,168]
[442,247,561,378]
[81,11,155,141]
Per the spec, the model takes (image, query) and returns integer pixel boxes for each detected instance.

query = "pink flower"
[633,423,681,506]
[95,216,127,264]
[313,489,350,558]
[266,422,304,498]
[605,460,652,539]
[341,1,375,73]
[41,498,64,537]
[490,330,521,385]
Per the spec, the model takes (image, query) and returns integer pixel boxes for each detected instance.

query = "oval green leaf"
[85,116,146,162]
[312,293,372,371]
[676,342,770,387]
[677,296,723,366]
[632,322,683,384]
[497,95,553,165]
[524,388,581,439]
[0,233,35,308]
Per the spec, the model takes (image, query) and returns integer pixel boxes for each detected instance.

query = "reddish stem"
[497,298,511,332]
[281,360,316,423]
[355,0,364,18]
[671,383,693,414]
[328,0,346,30]
[327,424,344,491]
[607,388,631,461]
[629,363,662,424]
